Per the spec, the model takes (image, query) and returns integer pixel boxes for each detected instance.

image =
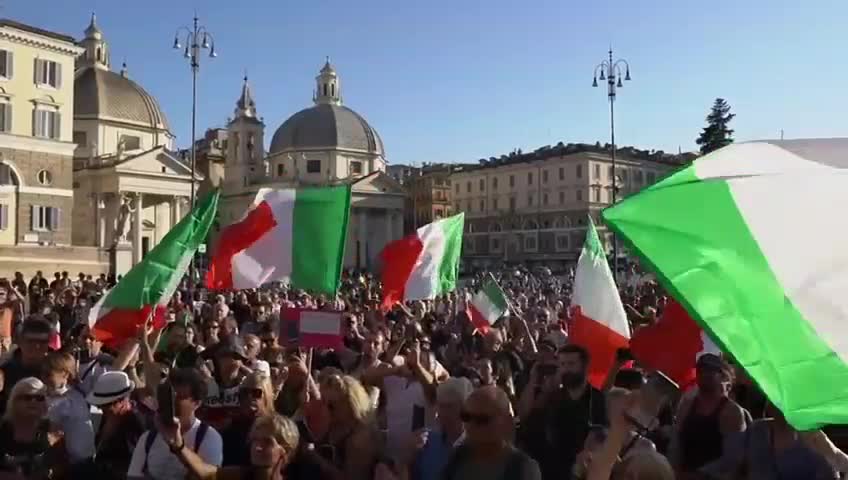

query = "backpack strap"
[502,449,531,480]
[193,422,209,453]
[142,430,158,476]
[441,444,470,480]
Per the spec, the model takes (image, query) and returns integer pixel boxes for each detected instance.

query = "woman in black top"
[0,377,63,479]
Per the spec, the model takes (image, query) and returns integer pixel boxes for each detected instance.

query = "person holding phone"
[127,368,223,480]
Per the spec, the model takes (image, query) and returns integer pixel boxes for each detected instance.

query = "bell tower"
[314,57,341,106]
[225,75,265,191]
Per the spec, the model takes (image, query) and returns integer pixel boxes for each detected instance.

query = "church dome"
[268,59,384,156]
[74,66,170,131]
[269,103,383,155]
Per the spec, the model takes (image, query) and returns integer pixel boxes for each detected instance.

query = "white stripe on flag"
[232,188,296,289]
[404,222,447,300]
[300,311,342,336]
[471,292,503,324]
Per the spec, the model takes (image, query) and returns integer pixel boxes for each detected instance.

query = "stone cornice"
[0,28,83,57]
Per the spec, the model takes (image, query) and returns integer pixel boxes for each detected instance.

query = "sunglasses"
[240,388,263,400]
[21,394,46,403]
[460,410,493,426]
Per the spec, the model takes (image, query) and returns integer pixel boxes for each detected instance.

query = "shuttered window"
[0,50,12,79]
[33,108,60,139]
[0,204,8,230]
[30,206,60,231]
[33,58,61,88]
[0,102,11,133]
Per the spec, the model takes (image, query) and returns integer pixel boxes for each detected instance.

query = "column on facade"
[358,209,368,270]
[384,211,393,248]
[170,195,183,229]
[92,193,102,248]
[133,192,143,264]
[102,193,118,248]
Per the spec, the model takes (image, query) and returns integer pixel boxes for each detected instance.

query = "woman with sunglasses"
[160,412,299,480]
[220,372,276,466]
[0,377,65,479]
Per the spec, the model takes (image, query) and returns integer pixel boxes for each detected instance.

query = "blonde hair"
[321,374,375,425]
[250,413,300,454]
[616,450,674,480]
[241,371,276,415]
[4,377,46,421]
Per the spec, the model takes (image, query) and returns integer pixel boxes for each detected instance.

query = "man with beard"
[521,344,607,480]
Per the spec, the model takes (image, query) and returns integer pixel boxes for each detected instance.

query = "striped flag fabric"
[207,186,350,295]
[468,275,509,332]
[280,308,343,349]
[569,217,631,389]
[89,190,220,347]
[380,213,464,308]
[603,138,848,430]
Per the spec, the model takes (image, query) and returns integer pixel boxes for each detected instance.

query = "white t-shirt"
[383,376,435,461]
[127,418,223,480]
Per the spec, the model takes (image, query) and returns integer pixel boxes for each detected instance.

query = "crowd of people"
[0,267,842,479]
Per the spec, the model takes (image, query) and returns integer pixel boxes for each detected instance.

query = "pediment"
[351,171,406,195]
[114,146,199,178]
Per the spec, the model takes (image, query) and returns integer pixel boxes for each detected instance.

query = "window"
[455,183,459,193]
[467,200,473,212]
[559,167,564,181]
[0,50,13,79]
[331,84,335,96]
[493,198,498,210]
[576,165,583,178]
[492,177,498,190]
[34,59,62,88]
[277,164,284,177]
[634,170,644,184]
[350,161,363,175]
[543,193,548,206]
[509,196,516,211]
[306,159,321,173]
[592,187,601,202]
[0,102,10,133]
[509,175,515,188]
[556,234,569,251]
[542,170,549,183]
[559,191,565,204]
[524,236,537,251]
[479,199,485,212]
[491,238,501,251]
[594,164,601,179]
[0,164,11,185]
[528,194,534,206]
[434,208,443,218]
[647,172,656,183]
[323,84,328,96]
[608,166,614,178]
[33,108,60,139]
[479,179,485,191]
[466,181,471,193]
[527,172,533,185]
[0,204,8,230]
[31,205,60,231]
[120,135,141,150]
[73,131,87,146]
[577,189,583,201]
[36,170,52,186]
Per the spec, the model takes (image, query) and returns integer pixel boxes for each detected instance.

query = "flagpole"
[489,273,537,354]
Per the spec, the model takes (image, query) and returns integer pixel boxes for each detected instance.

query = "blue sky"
[9,1,846,165]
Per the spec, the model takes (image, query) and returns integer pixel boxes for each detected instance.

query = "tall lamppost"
[173,17,217,285]
[593,48,630,282]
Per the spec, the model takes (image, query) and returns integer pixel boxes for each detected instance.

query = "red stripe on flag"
[467,304,491,334]
[300,332,344,350]
[92,305,168,349]
[206,201,278,289]
[569,306,630,389]
[379,233,424,310]
[630,300,704,389]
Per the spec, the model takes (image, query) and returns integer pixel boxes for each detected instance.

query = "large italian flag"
[603,138,848,430]
[89,190,220,347]
[207,186,350,294]
[380,213,464,308]
[569,217,630,389]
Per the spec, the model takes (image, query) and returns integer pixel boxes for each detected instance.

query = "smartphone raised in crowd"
[412,404,426,431]
[157,382,177,426]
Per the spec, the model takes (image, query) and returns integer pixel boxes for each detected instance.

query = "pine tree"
[696,98,735,154]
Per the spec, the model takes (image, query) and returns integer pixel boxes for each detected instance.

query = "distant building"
[402,163,468,234]
[386,163,419,185]
[451,142,686,270]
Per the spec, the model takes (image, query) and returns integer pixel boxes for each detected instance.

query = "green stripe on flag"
[602,166,848,430]
[291,185,351,294]
[482,278,508,313]
[434,213,464,296]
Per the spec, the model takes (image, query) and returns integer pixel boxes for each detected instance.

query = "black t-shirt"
[91,407,148,479]
[0,356,44,414]
[0,419,51,476]
[221,415,254,466]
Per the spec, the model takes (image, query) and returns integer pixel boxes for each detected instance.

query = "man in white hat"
[85,371,147,480]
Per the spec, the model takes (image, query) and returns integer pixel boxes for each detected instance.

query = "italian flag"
[569,217,630,389]
[89,190,220,347]
[380,213,464,308]
[468,275,509,333]
[207,186,350,294]
[603,139,848,430]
